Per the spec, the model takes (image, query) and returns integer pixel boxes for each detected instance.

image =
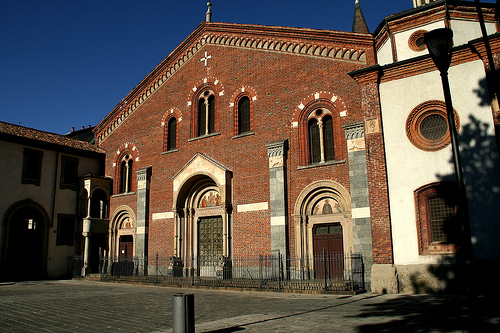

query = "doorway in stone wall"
[198,216,223,276]
[116,235,134,276]
[313,224,344,279]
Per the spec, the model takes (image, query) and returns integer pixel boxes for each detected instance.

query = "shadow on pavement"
[352,294,499,332]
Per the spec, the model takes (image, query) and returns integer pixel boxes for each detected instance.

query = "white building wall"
[450,20,497,47]
[376,38,394,66]
[380,59,500,265]
[393,21,444,63]
[384,19,496,65]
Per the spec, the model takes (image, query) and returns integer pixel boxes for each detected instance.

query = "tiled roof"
[0,121,103,154]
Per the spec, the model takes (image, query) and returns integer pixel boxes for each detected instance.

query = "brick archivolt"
[161,108,182,125]
[291,91,348,127]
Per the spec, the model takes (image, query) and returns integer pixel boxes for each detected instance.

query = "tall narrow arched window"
[238,96,251,134]
[308,109,335,164]
[323,115,335,161]
[198,90,215,136]
[119,155,133,194]
[167,117,177,151]
[309,118,321,164]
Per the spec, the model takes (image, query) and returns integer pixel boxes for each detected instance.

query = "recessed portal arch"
[293,180,352,262]
[109,205,136,260]
[172,154,232,275]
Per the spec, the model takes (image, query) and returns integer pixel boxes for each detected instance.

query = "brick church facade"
[87,0,500,293]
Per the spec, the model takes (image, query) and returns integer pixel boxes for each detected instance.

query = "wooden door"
[313,224,344,279]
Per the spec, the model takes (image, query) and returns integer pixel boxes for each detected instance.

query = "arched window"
[90,189,109,219]
[238,96,251,134]
[119,155,133,194]
[198,90,215,136]
[415,182,462,254]
[166,117,177,151]
[307,109,335,164]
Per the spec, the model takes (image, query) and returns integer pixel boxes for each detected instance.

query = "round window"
[408,30,428,52]
[406,101,459,151]
[419,114,448,141]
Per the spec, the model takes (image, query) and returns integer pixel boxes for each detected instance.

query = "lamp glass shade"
[424,28,454,72]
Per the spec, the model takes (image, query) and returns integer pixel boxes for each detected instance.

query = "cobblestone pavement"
[0,280,498,332]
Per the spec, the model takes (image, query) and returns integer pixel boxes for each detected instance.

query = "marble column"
[135,166,152,270]
[265,139,288,257]
[344,121,373,291]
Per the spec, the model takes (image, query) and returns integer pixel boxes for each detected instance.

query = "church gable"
[94,22,374,144]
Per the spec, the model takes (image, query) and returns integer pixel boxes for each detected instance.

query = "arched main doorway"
[172,154,232,277]
[175,177,227,276]
[2,200,49,281]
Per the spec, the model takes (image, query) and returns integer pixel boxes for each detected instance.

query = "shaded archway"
[1,200,49,281]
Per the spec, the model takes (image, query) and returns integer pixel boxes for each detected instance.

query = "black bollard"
[172,293,194,333]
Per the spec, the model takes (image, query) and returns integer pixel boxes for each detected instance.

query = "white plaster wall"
[386,19,496,65]
[450,20,497,47]
[394,21,444,63]
[376,38,393,66]
[380,60,500,265]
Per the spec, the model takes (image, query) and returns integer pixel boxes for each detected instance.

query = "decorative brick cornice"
[94,22,373,145]
[203,32,368,63]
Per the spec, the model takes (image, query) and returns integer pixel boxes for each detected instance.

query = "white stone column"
[81,218,91,276]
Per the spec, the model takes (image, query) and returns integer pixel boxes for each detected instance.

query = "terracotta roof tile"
[0,121,103,154]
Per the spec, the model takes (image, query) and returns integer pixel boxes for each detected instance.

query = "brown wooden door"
[313,224,344,279]
[119,235,134,259]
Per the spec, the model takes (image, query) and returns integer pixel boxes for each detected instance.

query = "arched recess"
[172,154,232,273]
[293,180,352,263]
[1,199,50,280]
[109,205,136,259]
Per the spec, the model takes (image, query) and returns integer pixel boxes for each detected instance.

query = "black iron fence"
[80,252,364,293]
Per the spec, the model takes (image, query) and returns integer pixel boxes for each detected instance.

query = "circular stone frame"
[408,29,428,52]
[406,100,460,151]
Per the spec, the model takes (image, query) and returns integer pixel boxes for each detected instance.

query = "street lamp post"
[424,28,472,265]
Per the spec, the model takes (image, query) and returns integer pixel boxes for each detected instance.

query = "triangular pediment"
[94,22,373,144]
[173,153,231,193]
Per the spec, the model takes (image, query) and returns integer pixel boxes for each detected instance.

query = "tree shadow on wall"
[351,116,500,332]
[408,114,500,295]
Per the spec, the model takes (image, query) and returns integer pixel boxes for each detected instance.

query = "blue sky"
[0,0,496,134]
